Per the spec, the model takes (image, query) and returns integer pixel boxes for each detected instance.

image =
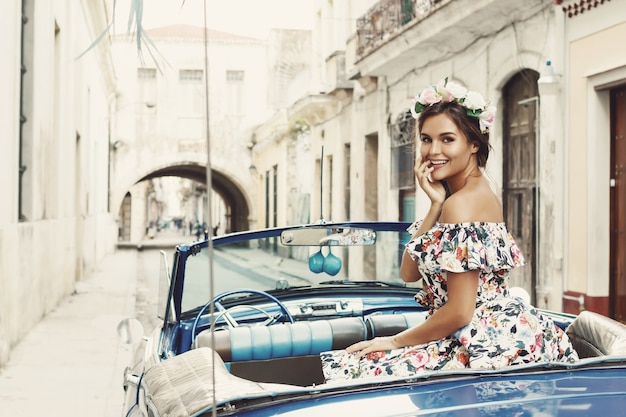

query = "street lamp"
[248,164,257,176]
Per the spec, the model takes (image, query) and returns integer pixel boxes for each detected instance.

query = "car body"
[119,222,626,417]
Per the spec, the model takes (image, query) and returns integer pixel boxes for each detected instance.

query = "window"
[138,68,156,79]
[177,69,204,136]
[137,68,157,111]
[226,70,244,115]
[390,111,416,189]
[226,70,244,82]
[179,69,203,82]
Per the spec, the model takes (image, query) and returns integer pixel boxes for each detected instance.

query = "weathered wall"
[0,0,117,367]
[565,0,626,306]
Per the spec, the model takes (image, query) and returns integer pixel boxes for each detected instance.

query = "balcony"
[356,0,449,60]
[324,51,353,104]
[325,51,352,92]
[352,0,548,78]
[288,95,341,126]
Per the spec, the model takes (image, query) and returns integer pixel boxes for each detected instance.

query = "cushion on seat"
[197,317,366,362]
[143,347,295,417]
[328,316,369,349]
[565,310,626,358]
[365,312,428,338]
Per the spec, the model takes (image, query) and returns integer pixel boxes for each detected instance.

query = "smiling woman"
[320,79,579,382]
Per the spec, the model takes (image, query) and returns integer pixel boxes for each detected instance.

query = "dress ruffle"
[406,221,525,312]
[406,221,525,275]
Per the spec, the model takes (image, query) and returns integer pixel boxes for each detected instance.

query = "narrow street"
[0,229,189,417]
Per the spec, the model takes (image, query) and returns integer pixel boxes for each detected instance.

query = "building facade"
[109,24,270,240]
[557,0,626,319]
[251,0,626,319]
[0,0,118,366]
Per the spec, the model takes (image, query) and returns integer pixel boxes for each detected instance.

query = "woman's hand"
[345,336,401,358]
[415,155,446,205]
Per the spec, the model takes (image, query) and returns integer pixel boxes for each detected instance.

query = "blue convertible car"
[119,222,626,416]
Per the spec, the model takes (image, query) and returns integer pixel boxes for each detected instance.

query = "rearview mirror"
[280,227,376,246]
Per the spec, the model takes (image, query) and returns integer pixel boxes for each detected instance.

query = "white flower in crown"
[478,105,497,133]
[419,86,441,105]
[463,91,486,111]
[411,86,436,117]
[438,79,467,102]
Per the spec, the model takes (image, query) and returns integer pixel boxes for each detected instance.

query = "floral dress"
[320,221,578,382]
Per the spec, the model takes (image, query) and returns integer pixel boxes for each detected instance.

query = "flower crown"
[410,77,496,134]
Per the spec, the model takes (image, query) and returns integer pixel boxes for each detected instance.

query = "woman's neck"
[446,167,482,194]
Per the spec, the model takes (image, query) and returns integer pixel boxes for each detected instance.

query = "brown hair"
[416,101,491,168]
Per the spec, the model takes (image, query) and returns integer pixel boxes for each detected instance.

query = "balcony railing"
[356,0,449,60]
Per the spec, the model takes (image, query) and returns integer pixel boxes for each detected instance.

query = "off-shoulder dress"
[320,221,578,382]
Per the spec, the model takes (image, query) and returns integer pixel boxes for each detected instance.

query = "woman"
[320,78,578,382]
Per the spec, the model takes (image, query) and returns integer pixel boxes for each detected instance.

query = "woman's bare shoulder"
[440,187,502,223]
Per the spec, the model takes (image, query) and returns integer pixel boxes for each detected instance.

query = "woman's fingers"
[347,342,373,358]
[346,340,370,353]
[345,340,369,354]
[415,156,446,203]
[414,157,431,183]
[345,337,396,358]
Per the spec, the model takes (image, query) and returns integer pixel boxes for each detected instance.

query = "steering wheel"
[190,289,295,348]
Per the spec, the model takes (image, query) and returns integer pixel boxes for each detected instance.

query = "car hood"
[249,369,626,416]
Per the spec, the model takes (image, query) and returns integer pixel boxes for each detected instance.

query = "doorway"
[502,70,539,303]
[610,86,626,322]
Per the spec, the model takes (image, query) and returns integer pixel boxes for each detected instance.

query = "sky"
[113,0,315,39]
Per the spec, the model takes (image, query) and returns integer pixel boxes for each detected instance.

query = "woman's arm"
[346,269,479,357]
[393,270,478,346]
[400,155,447,282]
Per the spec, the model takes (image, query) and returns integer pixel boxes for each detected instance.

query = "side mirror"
[117,318,145,345]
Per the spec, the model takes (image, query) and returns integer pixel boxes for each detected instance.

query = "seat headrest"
[566,310,626,358]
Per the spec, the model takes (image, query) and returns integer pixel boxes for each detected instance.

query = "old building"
[0,1,117,366]
[557,0,626,318]
[251,0,626,319]
[109,24,269,240]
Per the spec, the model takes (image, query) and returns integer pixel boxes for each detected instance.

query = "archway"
[114,162,252,242]
[137,164,250,234]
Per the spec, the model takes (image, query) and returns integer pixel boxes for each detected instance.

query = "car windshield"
[179,225,414,315]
